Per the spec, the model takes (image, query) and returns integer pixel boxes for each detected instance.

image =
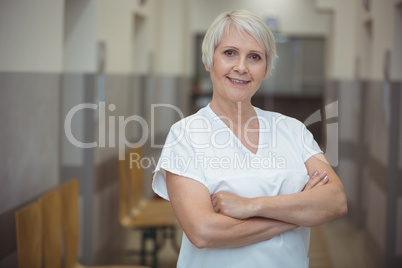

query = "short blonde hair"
[202,10,277,78]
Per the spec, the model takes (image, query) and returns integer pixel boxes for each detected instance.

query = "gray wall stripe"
[386,82,402,267]
[366,228,385,267]
[369,156,388,193]
[339,140,359,160]
[0,72,61,262]
[80,74,96,264]
[60,74,96,264]
[355,83,369,229]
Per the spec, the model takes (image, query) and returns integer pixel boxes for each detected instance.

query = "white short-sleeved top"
[153,104,322,268]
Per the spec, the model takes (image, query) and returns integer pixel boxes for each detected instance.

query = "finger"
[211,195,218,207]
[304,171,320,190]
[312,175,329,188]
[214,205,220,213]
[304,171,327,190]
[211,196,225,213]
[310,171,327,184]
[211,194,216,202]
[211,199,219,212]
[211,192,222,202]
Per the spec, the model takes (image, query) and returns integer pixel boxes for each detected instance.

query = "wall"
[154,0,189,76]
[189,0,329,34]
[391,1,402,81]
[0,74,61,267]
[0,0,331,265]
[87,0,190,263]
[0,0,63,72]
[188,0,331,77]
[315,0,402,267]
[96,0,151,74]
[1,0,400,267]
[0,0,64,266]
[64,0,97,72]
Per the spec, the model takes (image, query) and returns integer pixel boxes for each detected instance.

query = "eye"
[250,54,261,60]
[224,50,236,56]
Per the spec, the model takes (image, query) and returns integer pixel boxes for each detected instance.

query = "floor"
[121,218,372,268]
[319,218,373,268]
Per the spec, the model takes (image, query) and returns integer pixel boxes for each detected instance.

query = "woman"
[153,10,347,268]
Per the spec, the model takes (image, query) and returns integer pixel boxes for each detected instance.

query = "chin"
[226,94,252,103]
[229,89,256,102]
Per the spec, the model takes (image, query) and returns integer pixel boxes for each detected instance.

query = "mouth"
[227,76,250,85]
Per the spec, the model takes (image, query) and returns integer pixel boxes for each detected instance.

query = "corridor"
[1,0,401,267]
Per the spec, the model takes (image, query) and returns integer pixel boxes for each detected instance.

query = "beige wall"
[94,0,191,76]
[0,0,64,72]
[154,0,190,76]
[316,0,358,80]
[370,0,395,80]
[189,0,330,34]
[0,0,337,76]
[317,0,400,81]
[64,0,97,72]
[188,0,331,77]
[391,1,402,80]
[96,0,153,74]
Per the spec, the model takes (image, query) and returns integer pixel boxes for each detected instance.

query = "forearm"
[166,171,297,249]
[250,183,347,227]
[195,213,297,248]
[246,155,348,227]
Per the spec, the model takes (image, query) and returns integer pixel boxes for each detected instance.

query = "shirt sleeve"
[152,122,207,201]
[287,117,323,162]
[300,124,323,162]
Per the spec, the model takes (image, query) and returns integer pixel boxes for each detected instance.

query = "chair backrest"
[38,189,62,268]
[60,179,80,268]
[128,147,144,209]
[15,202,42,268]
[118,147,144,221]
[118,154,130,222]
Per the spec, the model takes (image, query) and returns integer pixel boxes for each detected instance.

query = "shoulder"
[254,106,306,131]
[167,106,213,144]
[170,106,213,133]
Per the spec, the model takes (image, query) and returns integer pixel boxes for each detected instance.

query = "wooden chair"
[38,189,62,268]
[120,148,176,225]
[119,147,179,268]
[15,202,42,268]
[59,179,149,268]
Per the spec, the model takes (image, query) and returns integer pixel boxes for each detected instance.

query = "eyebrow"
[221,46,265,55]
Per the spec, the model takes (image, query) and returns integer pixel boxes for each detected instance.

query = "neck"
[209,97,256,128]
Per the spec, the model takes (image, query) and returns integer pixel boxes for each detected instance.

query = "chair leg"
[139,227,179,268]
[140,231,146,265]
[152,231,158,268]
[140,228,158,268]
[158,226,180,253]
[169,227,181,253]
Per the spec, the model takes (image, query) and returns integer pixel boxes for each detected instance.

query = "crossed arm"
[166,153,347,249]
[212,154,348,227]
[167,173,297,249]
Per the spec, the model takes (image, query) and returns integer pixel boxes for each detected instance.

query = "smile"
[227,77,250,85]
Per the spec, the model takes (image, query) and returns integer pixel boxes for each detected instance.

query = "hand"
[211,191,252,219]
[303,171,329,191]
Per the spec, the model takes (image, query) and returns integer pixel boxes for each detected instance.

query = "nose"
[233,57,248,74]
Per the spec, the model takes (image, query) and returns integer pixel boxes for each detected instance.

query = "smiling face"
[206,26,267,105]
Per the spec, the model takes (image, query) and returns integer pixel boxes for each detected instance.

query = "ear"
[204,64,210,72]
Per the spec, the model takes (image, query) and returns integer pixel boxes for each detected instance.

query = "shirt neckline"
[206,103,262,156]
